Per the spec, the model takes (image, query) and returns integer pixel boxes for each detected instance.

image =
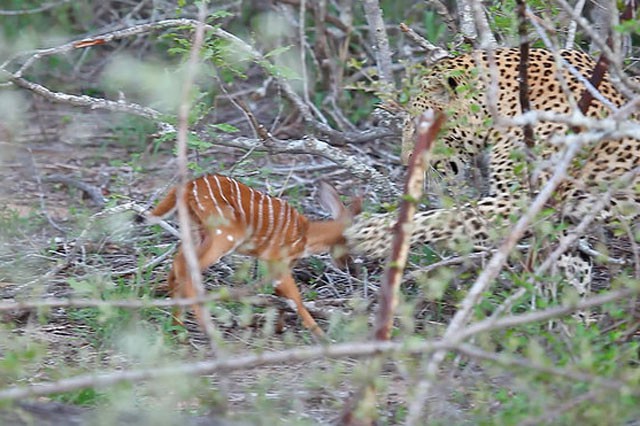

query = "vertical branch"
[338,111,445,426]
[516,0,536,204]
[565,0,587,49]
[577,0,637,115]
[374,111,445,341]
[461,0,497,47]
[174,3,220,350]
[361,0,395,96]
[516,0,534,148]
[457,0,479,41]
[299,0,312,105]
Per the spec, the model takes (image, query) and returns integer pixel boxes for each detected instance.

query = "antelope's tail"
[149,187,178,218]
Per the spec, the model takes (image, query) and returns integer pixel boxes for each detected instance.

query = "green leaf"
[210,123,240,133]
[210,10,234,20]
[264,45,292,59]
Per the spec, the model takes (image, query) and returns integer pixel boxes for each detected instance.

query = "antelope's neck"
[305,220,346,255]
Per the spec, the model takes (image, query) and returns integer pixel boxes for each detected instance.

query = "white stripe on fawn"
[278,201,291,247]
[203,175,224,216]
[213,175,230,206]
[229,177,247,224]
[192,180,205,211]
[264,195,275,244]
[267,198,286,254]
[291,215,304,250]
[256,191,264,242]
[248,187,257,234]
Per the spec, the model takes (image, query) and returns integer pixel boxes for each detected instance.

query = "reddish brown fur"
[148,174,360,338]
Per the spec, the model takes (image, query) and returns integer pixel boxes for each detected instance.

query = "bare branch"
[362,0,395,96]
[457,0,479,41]
[3,73,169,129]
[215,136,400,200]
[399,23,451,65]
[339,111,445,426]
[173,4,220,347]
[516,0,534,148]
[4,68,395,195]
[467,0,497,47]
[374,111,444,341]
[565,0,587,49]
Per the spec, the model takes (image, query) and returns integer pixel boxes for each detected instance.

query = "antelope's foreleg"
[269,264,325,339]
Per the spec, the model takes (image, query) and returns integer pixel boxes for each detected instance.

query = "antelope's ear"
[317,181,346,219]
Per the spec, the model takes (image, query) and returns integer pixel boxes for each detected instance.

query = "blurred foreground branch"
[1,283,636,402]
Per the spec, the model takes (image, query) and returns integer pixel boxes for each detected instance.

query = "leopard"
[346,48,640,287]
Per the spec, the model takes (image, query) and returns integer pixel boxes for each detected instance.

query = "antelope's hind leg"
[169,229,239,331]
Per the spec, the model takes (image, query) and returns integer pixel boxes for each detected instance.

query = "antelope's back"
[191,174,309,260]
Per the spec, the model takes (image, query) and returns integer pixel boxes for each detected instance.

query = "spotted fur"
[348,48,640,259]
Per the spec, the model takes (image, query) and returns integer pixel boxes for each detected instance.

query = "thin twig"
[459,287,637,340]
[399,23,451,65]
[521,389,601,426]
[0,290,250,312]
[173,4,219,349]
